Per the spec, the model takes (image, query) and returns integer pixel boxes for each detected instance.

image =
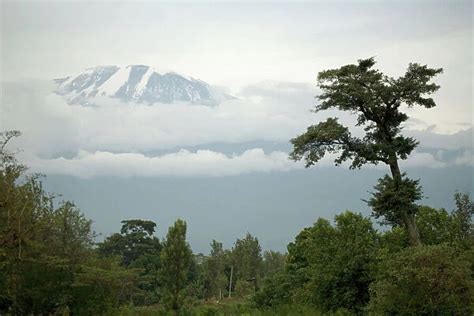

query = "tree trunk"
[402,212,422,247]
[388,158,422,247]
[228,265,233,298]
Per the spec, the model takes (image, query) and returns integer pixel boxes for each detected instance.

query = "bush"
[253,271,294,307]
[369,244,474,315]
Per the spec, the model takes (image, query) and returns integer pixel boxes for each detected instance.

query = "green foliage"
[290,118,352,167]
[160,219,193,312]
[201,240,228,300]
[262,250,285,277]
[256,204,474,314]
[116,301,328,316]
[257,212,378,314]
[290,58,442,246]
[3,130,473,315]
[253,271,294,307]
[416,206,456,245]
[47,201,96,263]
[121,219,157,235]
[303,212,377,313]
[99,219,161,266]
[231,233,263,295]
[0,131,96,314]
[98,219,163,304]
[72,256,144,314]
[379,224,408,247]
[10,258,74,314]
[368,173,422,226]
[130,253,163,304]
[415,195,474,247]
[453,192,474,242]
[369,244,474,315]
[290,57,442,169]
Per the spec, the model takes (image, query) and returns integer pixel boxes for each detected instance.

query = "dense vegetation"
[1,59,473,315]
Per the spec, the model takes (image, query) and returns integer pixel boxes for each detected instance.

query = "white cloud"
[2,80,472,178]
[1,80,322,157]
[399,152,446,169]
[26,148,302,178]
[405,126,473,150]
[22,148,458,178]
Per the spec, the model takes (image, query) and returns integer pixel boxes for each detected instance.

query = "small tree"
[160,219,192,313]
[290,58,442,246]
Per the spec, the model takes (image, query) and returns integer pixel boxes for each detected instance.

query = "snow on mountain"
[54,65,232,106]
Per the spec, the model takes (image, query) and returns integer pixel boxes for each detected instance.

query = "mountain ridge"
[54,65,232,106]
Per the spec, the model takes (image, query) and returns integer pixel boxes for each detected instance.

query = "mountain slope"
[55,65,231,106]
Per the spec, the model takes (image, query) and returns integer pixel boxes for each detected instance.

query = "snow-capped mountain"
[54,65,232,106]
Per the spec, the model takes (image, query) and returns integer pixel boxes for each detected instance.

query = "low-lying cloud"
[27,149,301,178]
[1,80,472,178]
[24,148,454,178]
[1,80,322,157]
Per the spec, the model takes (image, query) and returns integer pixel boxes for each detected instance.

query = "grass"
[115,298,352,316]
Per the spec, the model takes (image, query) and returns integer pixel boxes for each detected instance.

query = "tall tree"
[452,192,474,242]
[160,219,192,313]
[290,58,442,246]
[232,233,263,294]
[203,240,227,300]
[0,131,95,314]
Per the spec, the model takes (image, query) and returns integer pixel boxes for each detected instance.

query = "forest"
[1,59,473,315]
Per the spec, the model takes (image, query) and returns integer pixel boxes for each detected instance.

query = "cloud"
[399,151,446,169]
[2,79,472,178]
[23,147,462,178]
[405,126,473,150]
[1,80,322,157]
[26,148,302,178]
[454,150,474,167]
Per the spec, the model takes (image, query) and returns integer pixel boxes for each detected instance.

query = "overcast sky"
[1,0,472,180]
[0,1,472,251]
[2,1,472,131]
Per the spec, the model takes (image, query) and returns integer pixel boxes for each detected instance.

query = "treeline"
[0,131,284,314]
[255,202,474,314]
[263,57,474,314]
[94,220,283,312]
[2,132,474,315]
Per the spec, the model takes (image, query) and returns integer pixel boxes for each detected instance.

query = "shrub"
[369,244,474,315]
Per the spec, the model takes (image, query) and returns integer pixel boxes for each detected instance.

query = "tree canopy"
[290,58,443,246]
[290,57,442,170]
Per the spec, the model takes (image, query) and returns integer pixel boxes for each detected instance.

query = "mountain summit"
[54,65,232,106]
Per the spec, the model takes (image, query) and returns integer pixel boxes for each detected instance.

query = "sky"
[0,0,472,252]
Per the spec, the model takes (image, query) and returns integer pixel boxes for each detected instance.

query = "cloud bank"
[1,80,320,157]
[1,80,472,178]
[25,148,461,178]
[27,149,301,178]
